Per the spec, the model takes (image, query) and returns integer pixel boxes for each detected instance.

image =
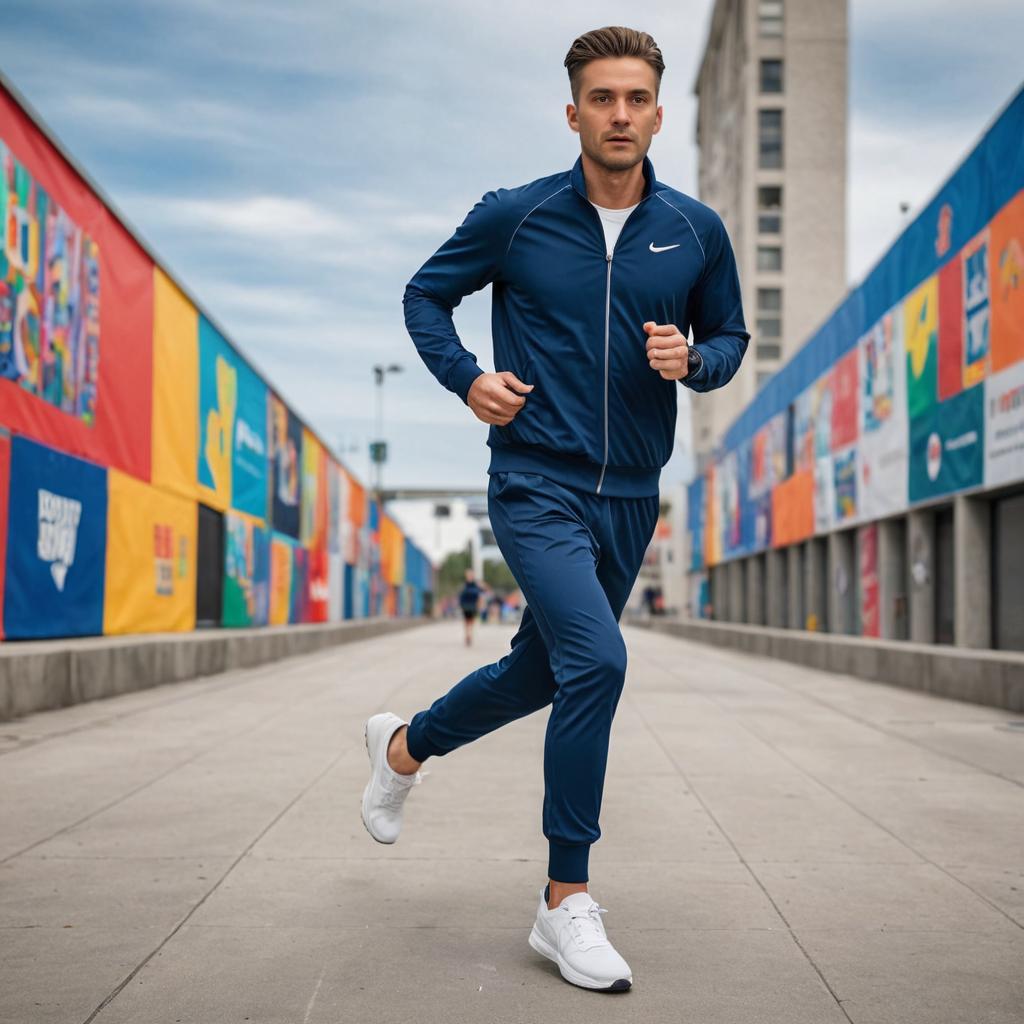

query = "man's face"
[566,57,663,172]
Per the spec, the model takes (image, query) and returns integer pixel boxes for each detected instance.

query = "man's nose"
[610,101,632,125]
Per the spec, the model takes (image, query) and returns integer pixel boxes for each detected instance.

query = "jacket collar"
[569,153,658,201]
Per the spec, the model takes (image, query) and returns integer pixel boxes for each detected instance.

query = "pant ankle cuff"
[548,842,590,883]
[404,712,439,763]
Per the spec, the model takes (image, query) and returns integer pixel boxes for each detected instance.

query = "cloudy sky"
[3,0,1022,500]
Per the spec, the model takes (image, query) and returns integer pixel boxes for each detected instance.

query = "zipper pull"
[606,253,613,262]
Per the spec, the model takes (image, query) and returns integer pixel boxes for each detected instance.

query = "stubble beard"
[582,134,649,175]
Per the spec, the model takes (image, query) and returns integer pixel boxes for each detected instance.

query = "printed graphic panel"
[269,531,295,626]
[909,384,985,502]
[4,435,106,638]
[345,473,364,564]
[300,428,328,550]
[771,469,813,548]
[859,309,909,519]
[0,89,153,480]
[859,523,880,638]
[269,394,301,538]
[151,268,198,500]
[905,275,939,419]
[197,317,268,518]
[0,431,8,640]
[104,469,197,634]
[307,545,329,623]
[984,358,1024,488]
[989,190,1024,373]
[223,510,270,628]
[830,349,859,450]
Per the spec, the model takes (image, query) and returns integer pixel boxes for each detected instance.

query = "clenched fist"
[644,322,691,381]
[468,371,535,426]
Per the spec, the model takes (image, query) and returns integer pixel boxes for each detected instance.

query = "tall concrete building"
[691,0,848,463]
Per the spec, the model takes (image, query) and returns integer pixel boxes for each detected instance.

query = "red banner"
[0,84,153,481]
[830,349,859,450]
[0,431,9,640]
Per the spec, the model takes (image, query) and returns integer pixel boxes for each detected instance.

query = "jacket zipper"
[583,191,653,495]
[596,250,613,495]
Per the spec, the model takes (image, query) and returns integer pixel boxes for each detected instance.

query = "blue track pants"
[405,469,660,882]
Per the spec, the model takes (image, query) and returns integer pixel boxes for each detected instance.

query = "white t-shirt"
[590,201,639,256]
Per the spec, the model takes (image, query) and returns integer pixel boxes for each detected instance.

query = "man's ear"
[652,105,664,136]
[566,103,580,134]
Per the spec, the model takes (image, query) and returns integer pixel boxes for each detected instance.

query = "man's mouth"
[607,136,632,144]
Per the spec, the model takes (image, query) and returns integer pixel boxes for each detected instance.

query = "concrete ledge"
[629,616,1024,712]
[0,617,427,721]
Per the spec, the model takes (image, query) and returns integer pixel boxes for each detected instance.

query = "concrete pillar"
[805,537,828,632]
[765,548,787,628]
[729,559,747,623]
[907,509,936,643]
[827,530,855,635]
[954,494,991,648]
[787,544,804,630]
[878,517,908,640]
[711,564,727,621]
[747,554,766,626]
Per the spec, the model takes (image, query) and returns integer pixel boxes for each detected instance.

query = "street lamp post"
[370,362,402,619]
[371,361,403,504]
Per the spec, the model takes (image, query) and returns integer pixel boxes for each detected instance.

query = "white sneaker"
[360,713,421,844]
[528,887,633,991]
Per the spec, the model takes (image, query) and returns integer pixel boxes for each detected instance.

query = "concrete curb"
[628,616,1024,712]
[0,617,429,721]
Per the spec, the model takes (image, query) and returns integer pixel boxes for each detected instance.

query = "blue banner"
[4,436,106,639]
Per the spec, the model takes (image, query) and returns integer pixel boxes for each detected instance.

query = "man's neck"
[580,151,646,209]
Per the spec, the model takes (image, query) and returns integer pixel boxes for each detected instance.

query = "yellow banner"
[269,535,293,626]
[151,268,199,500]
[380,513,405,586]
[104,469,197,634]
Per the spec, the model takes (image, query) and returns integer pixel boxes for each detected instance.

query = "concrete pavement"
[2,621,1022,1023]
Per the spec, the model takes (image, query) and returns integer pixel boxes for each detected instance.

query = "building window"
[757,342,782,360]
[756,370,774,389]
[758,186,783,234]
[757,245,783,271]
[757,287,782,312]
[757,317,781,340]
[758,0,784,37]
[759,110,783,168]
[760,59,783,93]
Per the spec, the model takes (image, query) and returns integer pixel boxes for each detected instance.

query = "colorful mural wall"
[0,79,433,641]
[689,85,1024,616]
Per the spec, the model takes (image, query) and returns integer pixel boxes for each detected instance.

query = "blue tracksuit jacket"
[403,154,750,498]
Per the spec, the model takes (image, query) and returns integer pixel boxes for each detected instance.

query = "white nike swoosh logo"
[649,243,681,253]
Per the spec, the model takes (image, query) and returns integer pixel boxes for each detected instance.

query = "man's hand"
[467,371,535,425]
[644,322,691,380]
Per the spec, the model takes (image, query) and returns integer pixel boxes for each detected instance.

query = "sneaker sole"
[528,925,632,992]
[360,720,396,845]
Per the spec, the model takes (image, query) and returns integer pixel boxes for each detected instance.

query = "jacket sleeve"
[402,190,513,404]
[682,214,750,393]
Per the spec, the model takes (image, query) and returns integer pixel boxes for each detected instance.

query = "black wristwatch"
[687,346,702,373]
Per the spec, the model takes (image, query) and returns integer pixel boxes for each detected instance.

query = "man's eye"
[632,96,648,104]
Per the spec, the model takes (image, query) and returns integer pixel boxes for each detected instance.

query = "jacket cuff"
[681,346,708,389]
[449,359,486,404]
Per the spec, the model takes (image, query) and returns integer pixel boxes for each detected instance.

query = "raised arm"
[402,189,514,404]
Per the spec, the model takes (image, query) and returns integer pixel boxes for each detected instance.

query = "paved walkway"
[2,621,1022,1023]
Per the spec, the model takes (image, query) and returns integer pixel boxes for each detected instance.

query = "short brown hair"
[564,26,665,103]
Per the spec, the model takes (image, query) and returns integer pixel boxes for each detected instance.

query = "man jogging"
[360,26,748,992]
[457,568,485,646]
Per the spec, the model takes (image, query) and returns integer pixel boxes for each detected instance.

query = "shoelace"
[565,902,610,949]
[378,769,422,810]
